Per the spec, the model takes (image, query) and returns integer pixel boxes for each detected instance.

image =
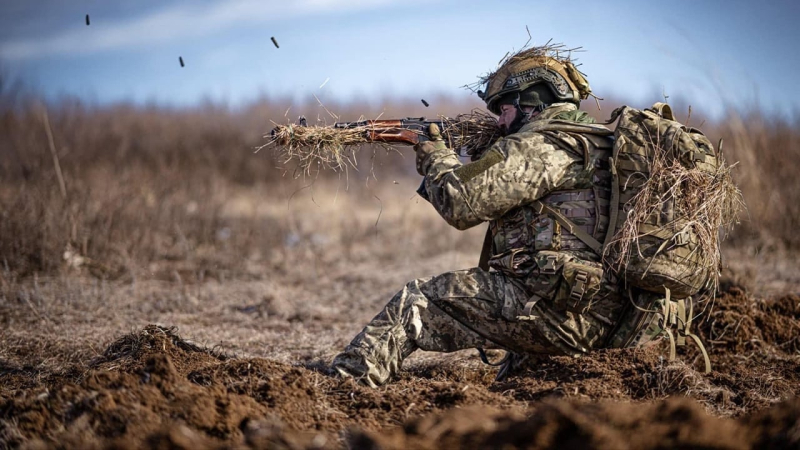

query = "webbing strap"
[676,300,687,346]
[576,134,592,170]
[662,288,678,361]
[665,328,677,361]
[602,131,628,254]
[527,122,615,137]
[532,200,603,254]
[603,156,620,251]
[615,158,651,173]
[678,297,712,374]
[638,223,684,238]
[633,229,704,264]
[660,290,712,374]
[686,333,712,374]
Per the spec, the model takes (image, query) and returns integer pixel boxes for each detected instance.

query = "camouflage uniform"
[332,103,631,387]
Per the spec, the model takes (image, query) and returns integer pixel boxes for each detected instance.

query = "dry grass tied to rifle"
[442,109,503,159]
[263,122,374,175]
[262,111,502,175]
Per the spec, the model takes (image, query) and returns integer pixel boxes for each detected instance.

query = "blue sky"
[1,0,798,118]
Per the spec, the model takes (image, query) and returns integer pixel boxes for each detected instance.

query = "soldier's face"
[498,104,518,135]
[498,104,537,135]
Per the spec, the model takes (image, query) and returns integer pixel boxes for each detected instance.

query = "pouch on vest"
[555,259,604,314]
[515,250,570,304]
[487,247,536,277]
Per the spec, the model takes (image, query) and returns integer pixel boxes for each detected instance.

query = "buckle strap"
[541,255,557,274]
[567,270,589,314]
[517,296,542,321]
[532,200,603,254]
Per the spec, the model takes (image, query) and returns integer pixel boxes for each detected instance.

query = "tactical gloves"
[414,123,449,176]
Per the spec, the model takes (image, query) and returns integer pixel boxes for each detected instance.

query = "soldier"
[330,46,660,387]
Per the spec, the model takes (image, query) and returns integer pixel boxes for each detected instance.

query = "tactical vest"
[487,124,615,262]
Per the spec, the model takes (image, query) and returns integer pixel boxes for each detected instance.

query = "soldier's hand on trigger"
[414,123,448,176]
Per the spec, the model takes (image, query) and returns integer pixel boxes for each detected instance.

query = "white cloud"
[0,0,405,60]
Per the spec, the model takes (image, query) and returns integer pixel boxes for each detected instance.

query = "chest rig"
[489,124,614,259]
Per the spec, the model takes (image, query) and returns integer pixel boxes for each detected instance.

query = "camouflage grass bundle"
[263,110,502,176]
[441,110,503,159]
[265,123,371,175]
[466,40,582,93]
[612,139,745,295]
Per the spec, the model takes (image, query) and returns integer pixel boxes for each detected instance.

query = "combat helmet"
[475,42,594,115]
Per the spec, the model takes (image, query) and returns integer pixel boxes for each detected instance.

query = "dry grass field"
[1,94,799,449]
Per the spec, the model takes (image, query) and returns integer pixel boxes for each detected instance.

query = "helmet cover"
[471,42,594,115]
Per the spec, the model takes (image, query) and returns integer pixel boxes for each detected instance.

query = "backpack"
[602,102,722,299]
[601,102,741,372]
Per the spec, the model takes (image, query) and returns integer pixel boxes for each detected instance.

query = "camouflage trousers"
[331,265,626,387]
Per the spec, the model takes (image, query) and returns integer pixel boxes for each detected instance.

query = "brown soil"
[2,285,799,449]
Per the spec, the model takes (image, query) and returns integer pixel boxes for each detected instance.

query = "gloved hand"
[414,123,448,176]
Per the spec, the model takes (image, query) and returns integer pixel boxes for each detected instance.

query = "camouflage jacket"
[420,103,615,269]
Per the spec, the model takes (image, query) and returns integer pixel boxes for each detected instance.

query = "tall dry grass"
[708,113,800,249]
[0,95,482,283]
[0,94,796,285]
[0,103,278,279]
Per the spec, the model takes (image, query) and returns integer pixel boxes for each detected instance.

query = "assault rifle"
[273,114,498,156]
[271,115,500,198]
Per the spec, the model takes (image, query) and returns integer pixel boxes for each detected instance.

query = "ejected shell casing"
[421,99,429,107]
[179,56,185,67]
[271,37,279,48]
[85,14,90,25]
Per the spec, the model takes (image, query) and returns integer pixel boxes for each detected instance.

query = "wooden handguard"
[366,128,421,145]
[334,118,442,146]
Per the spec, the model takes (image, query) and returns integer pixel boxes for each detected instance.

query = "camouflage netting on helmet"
[467,40,594,114]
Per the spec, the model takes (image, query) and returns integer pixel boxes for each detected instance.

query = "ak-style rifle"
[271,114,499,157]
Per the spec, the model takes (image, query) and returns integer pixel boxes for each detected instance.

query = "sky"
[1,0,798,119]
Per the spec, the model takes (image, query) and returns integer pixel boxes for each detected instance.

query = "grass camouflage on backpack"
[601,103,743,372]
[602,102,741,298]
